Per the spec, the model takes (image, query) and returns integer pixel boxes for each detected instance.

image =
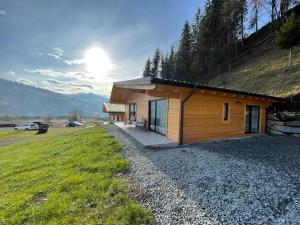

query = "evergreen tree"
[151,48,160,78]
[143,58,152,77]
[160,54,167,78]
[168,46,176,79]
[237,0,248,45]
[190,8,206,82]
[276,13,300,70]
[175,21,192,81]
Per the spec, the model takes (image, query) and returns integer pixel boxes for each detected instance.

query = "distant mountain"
[0,79,109,117]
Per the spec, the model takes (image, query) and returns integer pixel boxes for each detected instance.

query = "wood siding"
[167,98,180,141]
[183,91,271,143]
[125,92,158,128]
[124,92,180,141]
[113,85,274,144]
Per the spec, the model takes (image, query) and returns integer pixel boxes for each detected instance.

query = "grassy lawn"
[0,128,82,143]
[0,127,154,225]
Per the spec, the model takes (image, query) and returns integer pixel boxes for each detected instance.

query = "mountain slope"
[209,45,300,97]
[0,79,108,117]
[209,5,300,97]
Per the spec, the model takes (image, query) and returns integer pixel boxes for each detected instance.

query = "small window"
[224,103,229,121]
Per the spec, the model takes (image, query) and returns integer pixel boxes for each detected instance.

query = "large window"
[245,105,260,133]
[149,99,167,135]
[129,103,136,121]
[223,103,229,121]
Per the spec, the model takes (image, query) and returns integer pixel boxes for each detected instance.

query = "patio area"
[114,122,177,147]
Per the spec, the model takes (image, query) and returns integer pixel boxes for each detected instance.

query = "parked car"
[14,123,39,131]
[28,121,43,126]
[37,123,50,134]
[65,120,84,127]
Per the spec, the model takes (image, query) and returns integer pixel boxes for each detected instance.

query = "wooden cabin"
[107,77,283,144]
[103,103,125,121]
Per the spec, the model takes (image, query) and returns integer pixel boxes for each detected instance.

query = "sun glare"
[84,46,114,76]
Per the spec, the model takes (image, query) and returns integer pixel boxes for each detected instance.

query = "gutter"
[179,85,197,145]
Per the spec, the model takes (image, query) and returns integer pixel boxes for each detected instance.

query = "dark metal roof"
[114,77,283,100]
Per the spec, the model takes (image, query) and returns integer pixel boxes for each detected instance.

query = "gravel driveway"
[104,124,300,225]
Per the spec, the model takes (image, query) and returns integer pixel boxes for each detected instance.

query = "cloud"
[8,70,16,76]
[31,52,44,57]
[46,79,93,90]
[24,67,114,95]
[0,10,6,16]
[24,68,63,78]
[47,47,64,60]
[64,59,84,65]
[46,79,62,85]
[68,82,94,90]
[17,78,35,86]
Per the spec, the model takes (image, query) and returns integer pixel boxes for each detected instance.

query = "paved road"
[105,123,300,225]
[0,127,14,131]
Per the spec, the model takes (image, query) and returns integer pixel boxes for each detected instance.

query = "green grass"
[0,128,82,142]
[0,127,155,225]
[210,46,300,97]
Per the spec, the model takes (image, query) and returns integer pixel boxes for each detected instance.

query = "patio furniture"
[135,119,145,129]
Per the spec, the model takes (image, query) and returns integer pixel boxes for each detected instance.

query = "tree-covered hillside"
[142,1,300,97]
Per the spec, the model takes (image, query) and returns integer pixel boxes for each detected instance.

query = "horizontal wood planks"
[167,98,180,141]
[183,91,271,143]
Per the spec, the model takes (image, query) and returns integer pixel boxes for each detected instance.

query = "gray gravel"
[104,124,300,225]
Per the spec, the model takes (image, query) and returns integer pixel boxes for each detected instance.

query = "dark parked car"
[28,121,49,134]
[37,123,49,134]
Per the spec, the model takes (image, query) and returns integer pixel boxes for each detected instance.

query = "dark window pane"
[224,103,229,121]
[129,103,136,121]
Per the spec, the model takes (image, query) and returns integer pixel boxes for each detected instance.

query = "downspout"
[179,85,197,145]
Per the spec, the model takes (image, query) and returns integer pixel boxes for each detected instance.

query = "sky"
[0,0,204,96]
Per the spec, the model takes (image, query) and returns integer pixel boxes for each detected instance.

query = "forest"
[143,0,300,83]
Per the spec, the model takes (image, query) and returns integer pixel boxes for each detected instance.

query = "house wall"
[183,91,271,143]
[125,92,180,142]
[119,87,272,144]
[167,98,181,142]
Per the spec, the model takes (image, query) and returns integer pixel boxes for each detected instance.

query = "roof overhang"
[109,77,285,103]
[103,102,125,113]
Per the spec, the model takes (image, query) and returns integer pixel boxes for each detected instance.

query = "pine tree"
[143,58,152,77]
[175,21,192,81]
[276,13,300,70]
[238,0,248,44]
[160,54,167,78]
[168,46,176,79]
[190,8,205,82]
[151,48,160,78]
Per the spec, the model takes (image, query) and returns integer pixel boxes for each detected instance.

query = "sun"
[84,46,114,76]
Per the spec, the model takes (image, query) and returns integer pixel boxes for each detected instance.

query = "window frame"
[129,103,137,122]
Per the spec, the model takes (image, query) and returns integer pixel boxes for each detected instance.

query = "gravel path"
[104,124,300,225]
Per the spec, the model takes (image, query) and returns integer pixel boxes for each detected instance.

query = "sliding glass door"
[245,105,260,133]
[149,99,167,135]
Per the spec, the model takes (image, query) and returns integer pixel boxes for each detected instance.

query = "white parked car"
[14,123,39,131]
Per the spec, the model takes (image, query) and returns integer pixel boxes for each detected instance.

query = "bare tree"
[249,0,262,31]
[69,109,83,122]
[263,0,280,28]
[44,115,53,125]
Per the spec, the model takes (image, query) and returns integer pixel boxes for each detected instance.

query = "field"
[0,127,154,225]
